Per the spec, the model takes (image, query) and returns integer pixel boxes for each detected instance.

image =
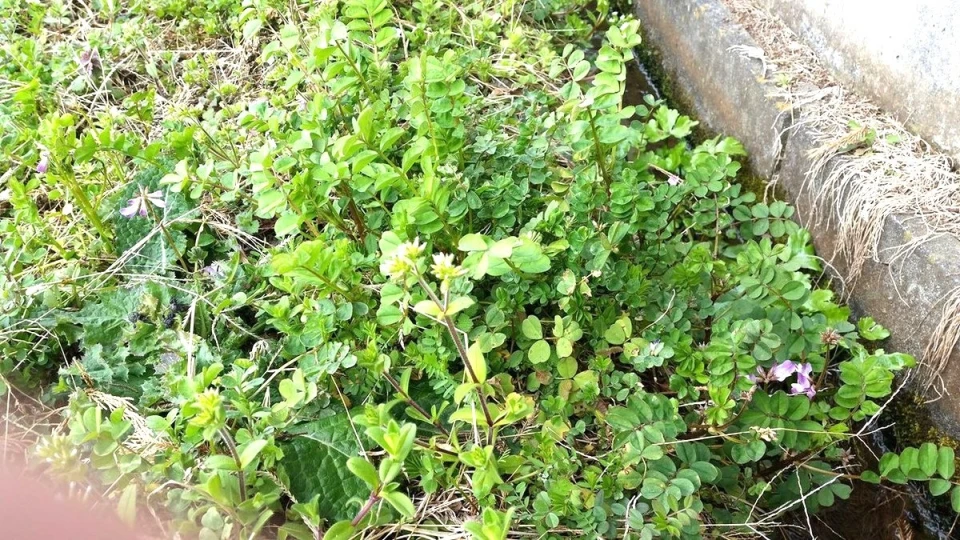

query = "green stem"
[416,274,495,439]
[586,108,611,195]
[336,42,377,102]
[301,266,356,301]
[218,428,247,502]
[383,371,450,436]
[61,169,114,251]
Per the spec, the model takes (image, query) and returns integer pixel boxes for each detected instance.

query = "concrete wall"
[760,0,960,158]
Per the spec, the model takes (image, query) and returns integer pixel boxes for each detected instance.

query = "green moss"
[888,392,960,458]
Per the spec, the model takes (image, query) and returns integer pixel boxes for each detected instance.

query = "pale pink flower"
[36,154,49,174]
[769,360,797,382]
[120,190,165,218]
[789,363,817,398]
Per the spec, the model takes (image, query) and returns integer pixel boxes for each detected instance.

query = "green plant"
[3,0,958,538]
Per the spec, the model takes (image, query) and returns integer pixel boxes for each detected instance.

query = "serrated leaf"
[281,414,368,521]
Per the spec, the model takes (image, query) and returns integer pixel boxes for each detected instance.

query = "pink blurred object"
[0,464,137,539]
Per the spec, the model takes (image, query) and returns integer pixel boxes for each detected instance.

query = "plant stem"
[415,275,495,436]
[218,428,247,502]
[350,493,380,527]
[383,371,450,436]
[586,108,611,195]
[61,169,114,251]
[335,42,377,102]
[144,193,191,271]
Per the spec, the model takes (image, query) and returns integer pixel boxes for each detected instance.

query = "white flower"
[120,189,165,218]
[380,255,410,279]
[752,426,779,442]
[430,253,464,281]
[397,237,425,262]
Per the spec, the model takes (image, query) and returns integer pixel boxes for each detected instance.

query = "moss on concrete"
[888,392,960,458]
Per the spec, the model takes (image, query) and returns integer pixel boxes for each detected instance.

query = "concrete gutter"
[633,0,960,435]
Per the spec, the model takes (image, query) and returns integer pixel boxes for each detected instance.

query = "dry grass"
[720,0,960,394]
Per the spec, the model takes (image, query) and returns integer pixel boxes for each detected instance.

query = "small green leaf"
[952,486,960,513]
[382,490,416,518]
[521,316,543,340]
[604,316,632,345]
[357,106,375,141]
[556,337,573,358]
[347,457,379,489]
[323,521,357,540]
[528,340,551,364]
[445,296,475,316]
[413,300,443,318]
[857,317,890,341]
[205,454,239,471]
[860,470,881,484]
[239,439,269,469]
[274,213,302,237]
[458,234,489,252]
[919,443,939,477]
[468,343,488,382]
[117,483,138,526]
[930,478,952,496]
[939,447,957,479]
[780,281,807,302]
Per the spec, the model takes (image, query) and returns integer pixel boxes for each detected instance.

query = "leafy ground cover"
[2,0,959,537]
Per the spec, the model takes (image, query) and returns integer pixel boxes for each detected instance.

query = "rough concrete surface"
[634,0,960,435]
[634,0,788,178]
[758,0,960,158]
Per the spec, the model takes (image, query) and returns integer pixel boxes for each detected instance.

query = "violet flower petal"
[119,198,141,218]
[770,360,797,382]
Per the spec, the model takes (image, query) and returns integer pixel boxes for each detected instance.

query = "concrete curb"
[633,0,960,435]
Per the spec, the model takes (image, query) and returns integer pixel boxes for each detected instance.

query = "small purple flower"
[79,48,101,75]
[120,189,165,218]
[770,360,797,382]
[788,363,817,398]
[36,154,49,174]
[202,261,227,280]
